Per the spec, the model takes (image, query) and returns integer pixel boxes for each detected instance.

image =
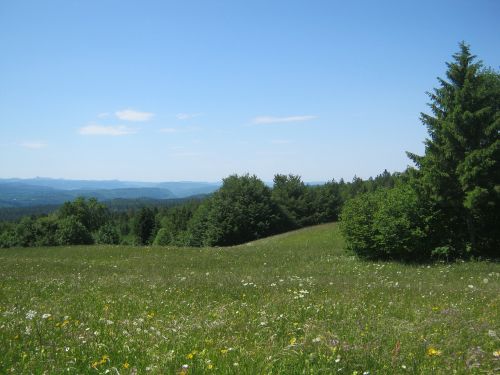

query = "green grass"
[0,223,499,374]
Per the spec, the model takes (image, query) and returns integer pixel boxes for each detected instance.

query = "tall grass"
[0,223,498,373]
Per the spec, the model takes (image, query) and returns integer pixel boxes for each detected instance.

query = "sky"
[0,0,499,183]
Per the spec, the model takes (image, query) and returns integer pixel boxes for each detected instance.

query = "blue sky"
[1,0,499,182]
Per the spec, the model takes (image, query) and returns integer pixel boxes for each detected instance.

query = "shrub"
[56,216,93,245]
[153,228,172,246]
[94,223,120,245]
[340,184,430,261]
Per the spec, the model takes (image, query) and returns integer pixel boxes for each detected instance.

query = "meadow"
[0,223,499,374]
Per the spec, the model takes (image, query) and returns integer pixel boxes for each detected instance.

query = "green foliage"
[32,216,59,246]
[340,185,429,261]
[132,207,156,245]
[271,174,307,228]
[94,223,120,245]
[55,216,93,245]
[408,42,500,258]
[58,197,109,232]
[199,174,285,246]
[152,228,172,246]
[185,199,213,247]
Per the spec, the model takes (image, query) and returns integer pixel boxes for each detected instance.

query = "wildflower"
[123,361,130,369]
[426,347,442,356]
[493,350,500,358]
[312,336,321,343]
[26,310,36,320]
[207,363,214,370]
[41,313,51,319]
[289,337,297,346]
[220,349,228,354]
[186,353,194,360]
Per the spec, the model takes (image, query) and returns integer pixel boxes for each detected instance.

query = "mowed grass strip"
[0,223,499,374]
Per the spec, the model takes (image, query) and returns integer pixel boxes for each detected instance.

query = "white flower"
[312,337,321,343]
[42,313,51,319]
[25,310,36,320]
[182,364,189,369]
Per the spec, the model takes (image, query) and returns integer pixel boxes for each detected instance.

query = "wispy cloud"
[116,109,154,122]
[79,124,137,136]
[253,115,317,124]
[176,113,201,120]
[97,112,111,118]
[20,141,47,149]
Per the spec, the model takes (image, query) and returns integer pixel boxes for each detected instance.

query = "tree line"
[0,172,397,248]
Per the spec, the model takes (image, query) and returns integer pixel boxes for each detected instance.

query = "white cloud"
[79,124,137,136]
[116,109,154,122]
[159,127,178,133]
[253,115,317,124]
[20,141,47,149]
[176,113,201,120]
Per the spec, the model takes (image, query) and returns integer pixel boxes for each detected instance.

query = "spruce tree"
[408,42,500,257]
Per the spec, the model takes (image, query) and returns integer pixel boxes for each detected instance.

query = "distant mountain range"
[0,178,221,208]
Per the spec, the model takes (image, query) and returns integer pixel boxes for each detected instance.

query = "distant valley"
[0,178,221,208]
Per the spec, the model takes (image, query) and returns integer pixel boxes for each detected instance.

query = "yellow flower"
[123,361,130,369]
[220,348,228,354]
[493,350,500,358]
[207,363,214,370]
[186,353,194,360]
[289,337,297,346]
[91,361,99,369]
[61,320,69,327]
[426,347,442,357]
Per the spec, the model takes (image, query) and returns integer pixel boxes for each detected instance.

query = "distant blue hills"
[0,178,221,208]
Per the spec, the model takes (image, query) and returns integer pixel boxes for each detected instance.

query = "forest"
[0,171,396,248]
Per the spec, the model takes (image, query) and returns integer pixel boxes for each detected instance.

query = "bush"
[206,174,286,246]
[153,228,172,246]
[94,223,120,245]
[340,184,430,261]
[56,216,93,245]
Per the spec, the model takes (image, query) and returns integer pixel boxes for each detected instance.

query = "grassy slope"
[0,223,498,374]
